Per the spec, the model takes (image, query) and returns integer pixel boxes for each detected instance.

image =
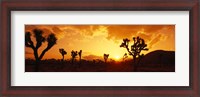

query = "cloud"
[52,27,66,39]
[106,25,174,49]
[25,25,174,50]
[25,25,66,40]
[25,25,108,41]
[106,25,171,40]
[62,25,107,37]
[83,54,102,60]
[148,34,162,48]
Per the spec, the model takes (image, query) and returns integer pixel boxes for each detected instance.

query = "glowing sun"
[114,55,120,60]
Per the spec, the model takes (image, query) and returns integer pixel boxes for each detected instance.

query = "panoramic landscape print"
[25,25,175,72]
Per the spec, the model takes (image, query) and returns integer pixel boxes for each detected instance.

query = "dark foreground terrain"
[25,50,175,72]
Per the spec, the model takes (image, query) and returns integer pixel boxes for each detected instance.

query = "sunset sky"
[25,25,175,61]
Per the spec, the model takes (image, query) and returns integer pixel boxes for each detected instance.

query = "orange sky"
[25,25,175,61]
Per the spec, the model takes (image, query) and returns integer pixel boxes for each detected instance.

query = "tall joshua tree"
[120,36,148,71]
[71,50,78,64]
[25,29,57,71]
[59,48,67,61]
[78,50,82,62]
[104,54,109,63]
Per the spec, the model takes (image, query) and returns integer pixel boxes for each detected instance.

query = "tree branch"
[39,48,49,60]
[25,32,35,49]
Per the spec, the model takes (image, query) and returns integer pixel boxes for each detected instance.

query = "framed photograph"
[1,0,199,96]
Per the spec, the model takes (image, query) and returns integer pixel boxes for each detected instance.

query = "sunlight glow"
[114,55,120,60]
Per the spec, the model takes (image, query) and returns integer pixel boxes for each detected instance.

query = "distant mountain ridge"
[139,50,175,65]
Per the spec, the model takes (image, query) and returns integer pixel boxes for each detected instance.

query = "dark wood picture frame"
[0,0,199,96]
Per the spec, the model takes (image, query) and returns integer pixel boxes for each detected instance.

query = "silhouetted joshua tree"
[59,48,67,61]
[104,54,109,63]
[123,53,128,61]
[25,29,57,71]
[71,50,78,64]
[120,36,148,71]
[78,50,82,62]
